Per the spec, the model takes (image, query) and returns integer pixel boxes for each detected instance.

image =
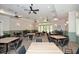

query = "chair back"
[36,39,42,42]
[65,48,73,54]
[76,48,79,54]
[16,40,23,49]
[63,38,69,46]
[18,46,26,54]
[59,38,69,47]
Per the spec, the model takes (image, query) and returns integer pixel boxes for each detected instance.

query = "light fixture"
[54,18,59,21]
[0,9,14,16]
[16,23,20,26]
[54,24,57,27]
[0,9,4,13]
[65,24,67,26]
[66,21,68,24]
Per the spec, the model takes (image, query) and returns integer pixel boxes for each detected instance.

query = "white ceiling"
[0,4,79,21]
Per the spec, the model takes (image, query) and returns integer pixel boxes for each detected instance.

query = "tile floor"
[8,34,79,54]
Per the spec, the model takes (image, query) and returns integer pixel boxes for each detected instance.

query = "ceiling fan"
[13,12,22,18]
[24,4,39,14]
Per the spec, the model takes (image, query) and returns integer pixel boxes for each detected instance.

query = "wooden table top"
[0,37,19,43]
[27,33,35,36]
[27,42,63,54]
[50,35,67,39]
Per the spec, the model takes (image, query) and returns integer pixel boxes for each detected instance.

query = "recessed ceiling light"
[54,24,57,27]
[16,23,20,26]
[54,18,59,21]
[66,21,68,24]
[0,9,5,13]
[65,24,67,26]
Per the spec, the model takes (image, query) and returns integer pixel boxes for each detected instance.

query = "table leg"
[5,43,8,54]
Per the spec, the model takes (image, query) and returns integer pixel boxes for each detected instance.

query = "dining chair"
[36,39,42,42]
[65,48,79,54]
[0,44,6,54]
[15,39,23,49]
[47,34,56,43]
[18,45,26,54]
[48,37,56,43]
[64,48,73,54]
[9,39,23,52]
[59,38,69,51]
[76,48,79,54]
[29,35,33,40]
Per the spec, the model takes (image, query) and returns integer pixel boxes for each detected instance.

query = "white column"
[50,25,53,33]
[38,26,40,32]
[76,12,79,36]
[68,11,76,42]
[0,21,3,36]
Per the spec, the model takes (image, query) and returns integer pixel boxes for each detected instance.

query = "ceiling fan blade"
[30,6,33,11]
[33,11,37,14]
[34,9,39,11]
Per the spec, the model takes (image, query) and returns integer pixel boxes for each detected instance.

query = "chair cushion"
[36,39,42,42]
[18,46,26,54]
[76,48,79,54]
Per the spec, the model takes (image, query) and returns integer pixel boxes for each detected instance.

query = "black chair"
[64,48,73,54]
[18,46,26,54]
[9,39,23,51]
[59,38,69,51]
[0,47,5,53]
[0,44,6,54]
[76,48,79,54]
[16,40,23,49]
[36,39,42,42]
[29,35,33,40]
[48,37,55,43]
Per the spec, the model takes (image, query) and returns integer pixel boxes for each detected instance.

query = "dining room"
[0,4,79,54]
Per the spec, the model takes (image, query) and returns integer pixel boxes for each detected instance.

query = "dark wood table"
[50,35,67,45]
[0,37,19,54]
[27,33,35,40]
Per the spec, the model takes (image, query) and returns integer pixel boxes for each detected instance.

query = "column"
[76,12,79,44]
[0,21,3,36]
[68,11,76,42]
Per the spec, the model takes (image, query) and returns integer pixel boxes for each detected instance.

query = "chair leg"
[62,47,63,51]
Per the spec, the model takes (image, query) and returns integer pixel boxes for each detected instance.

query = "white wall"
[0,15,10,31]
[0,14,34,32]
[9,18,34,30]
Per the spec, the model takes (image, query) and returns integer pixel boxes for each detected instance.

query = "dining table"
[50,35,67,39]
[0,37,19,54]
[27,33,35,40]
[27,42,63,54]
[50,35,67,45]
